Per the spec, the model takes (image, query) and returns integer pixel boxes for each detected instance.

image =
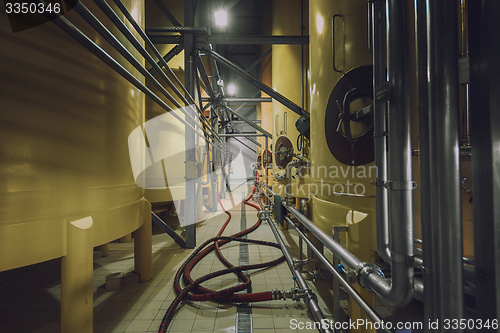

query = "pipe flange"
[356,263,385,289]
[257,210,271,220]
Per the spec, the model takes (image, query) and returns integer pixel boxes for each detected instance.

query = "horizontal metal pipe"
[224,106,272,138]
[111,0,225,147]
[206,50,308,117]
[150,34,309,45]
[285,205,363,270]
[77,0,228,155]
[225,97,272,103]
[44,1,212,143]
[284,216,389,330]
[146,26,208,33]
[219,133,265,137]
[264,213,333,333]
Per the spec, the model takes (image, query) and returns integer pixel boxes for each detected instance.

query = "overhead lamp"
[227,83,237,96]
[214,10,228,26]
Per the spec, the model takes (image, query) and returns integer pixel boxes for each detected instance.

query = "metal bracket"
[390,252,414,265]
[384,180,417,190]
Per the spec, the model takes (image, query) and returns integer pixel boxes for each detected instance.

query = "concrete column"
[134,200,152,282]
[61,216,93,333]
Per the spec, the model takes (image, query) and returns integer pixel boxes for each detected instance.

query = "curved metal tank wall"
[271,0,310,198]
[258,42,273,185]
[144,68,188,204]
[0,0,146,272]
[309,0,376,327]
[143,0,186,205]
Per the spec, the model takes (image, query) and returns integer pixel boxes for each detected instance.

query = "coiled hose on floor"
[158,171,286,333]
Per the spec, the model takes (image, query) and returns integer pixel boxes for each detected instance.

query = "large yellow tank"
[271,0,310,198]
[309,0,376,329]
[0,0,150,331]
[0,0,146,272]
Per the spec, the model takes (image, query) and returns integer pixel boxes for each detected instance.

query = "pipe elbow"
[365,270,414,307]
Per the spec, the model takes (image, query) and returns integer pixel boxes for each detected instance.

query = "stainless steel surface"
[264,213,333,333]
[284,217,388,331]
[468,0,500,323]
[381,0,414,306]
[372,0,391,264]
[427,0,464,326]
[415,1,435,324]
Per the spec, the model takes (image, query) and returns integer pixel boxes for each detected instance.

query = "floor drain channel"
[236,192,252,333]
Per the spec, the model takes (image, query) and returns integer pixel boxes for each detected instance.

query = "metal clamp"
[384,180,417,190]
[257,210,271,220]
[356,262,385,289]
[390,251,414,265]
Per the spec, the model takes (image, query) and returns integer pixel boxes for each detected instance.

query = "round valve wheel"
[256,155,262,170]
[274,136,294,169]
[325,65,374,166]
[262,149,272,166]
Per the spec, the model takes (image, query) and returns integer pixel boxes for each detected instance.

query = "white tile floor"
[0,187,423,333]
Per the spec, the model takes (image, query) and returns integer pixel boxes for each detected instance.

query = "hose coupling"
[281,287,305,301]
[257,210,271,220]
[356,262,385,289]
[337,264,357,283]
[270,289,282,300]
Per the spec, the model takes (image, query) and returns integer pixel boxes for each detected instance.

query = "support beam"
[244,47,272,74]
[152,212,186,248]
[151,0,181,27]
[219,133,265,137]
[149,35,309,45]
[184,0,196,249]
[233,127,262,147]
[61,217,93,333]
[208,50,307,117]
[233,137,257,153]
[226,97,272,103]
[225,106,272,138]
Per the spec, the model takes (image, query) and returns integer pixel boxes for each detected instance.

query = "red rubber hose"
[158,170,284,333]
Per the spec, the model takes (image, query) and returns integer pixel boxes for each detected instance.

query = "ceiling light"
[227,83,237,96]
[214,10,228,26]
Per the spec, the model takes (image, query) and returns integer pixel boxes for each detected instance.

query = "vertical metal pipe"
[384,0,414,306]
[415,0,435,327]
[468,0,500,324]
[372,0,391,263]
[184,0,196,248]
[427,0,463,328]
[265,136,269,190]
